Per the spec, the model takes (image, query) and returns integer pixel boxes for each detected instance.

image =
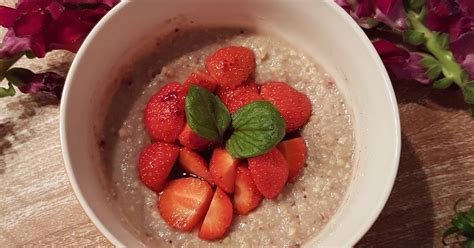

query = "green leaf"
[406,0,425,10]
[433,78,453,89]
[403,30,426,45]
[0,53,24,81]
[435,32,450,50]
[462,82,474,104]
[452,213,474,238]
[0,82,16,97]
[426,64,442,79]
[226,101,285,158]
[5,67,33,87]
[421,54,440,69]
[185,84,231,143]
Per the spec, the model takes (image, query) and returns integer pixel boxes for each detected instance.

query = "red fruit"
[260,82,312,132]
[233,164,263,215]
[179,148,214,184]
[183,70,218,93]
[144,82,185,143]
[248,148,289,199]
[205,46,256,88]
[158,178,213,232]
[138,142,180,192]
[199,188,233,240]
[178,124,212,151]
[210,148,239,193]
[217,82,263,113]
[277,137,307,182]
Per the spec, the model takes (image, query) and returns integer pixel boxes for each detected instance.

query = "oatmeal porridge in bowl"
[60,1,401,247]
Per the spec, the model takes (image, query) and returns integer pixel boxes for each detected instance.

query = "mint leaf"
[226,101,285,158]
[185,84,231,143]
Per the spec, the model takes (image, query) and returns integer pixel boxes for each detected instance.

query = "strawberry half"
[199,187,233,240]
[178,124,212,151]
[233,164,263,215]
[158,178,213,232]
[217,82,262,113]
[183,70,218,93]
[210,148,239,193]
[144,82,185,143]
[138,142,180,192]
[248,148,289,199]
[260,82,312,132]
[205,46,256,88]
[179,148,214,185]
[277,137,307,182]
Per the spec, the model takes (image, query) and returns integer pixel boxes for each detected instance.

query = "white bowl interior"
[60,0,401,247]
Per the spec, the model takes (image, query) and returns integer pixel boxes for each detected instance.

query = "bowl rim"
[60,1,401,246]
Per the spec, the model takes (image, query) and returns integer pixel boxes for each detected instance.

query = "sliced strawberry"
[248,148,289,199]
[210,148,239,193]
[178,124,212,151]
[277,137,307,182]
[199,187,233,240]
[158,178,213,232]
[217,82,263,113]
[138,142,180,192]
[260,82,312,132]
[183,70,218,93]
[144,82,185,143]
[233,164,263,215]
[179,148,214,184]
[205,46,256,88]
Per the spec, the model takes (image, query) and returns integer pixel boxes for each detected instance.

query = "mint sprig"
[226,101,285,159]
[443,199,474,248]
[185,85,285,158]
[185,84,231,143]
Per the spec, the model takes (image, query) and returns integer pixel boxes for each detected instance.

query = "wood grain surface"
[1,1,473,246]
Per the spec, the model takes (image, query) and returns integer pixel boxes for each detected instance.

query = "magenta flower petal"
[8,68,65,98]
[451,31,474,80]
[0,30,32,58]
[13,11,47,36]
[335,0,351,13]
[356,0,375,18]
[457,0,474,16]
[373,39,431,84]
[0,6,20,28]
[425,0,461,33]
[374,0,407,30]
[450,17,474,41]
[61,0,118,8]
[46,0,65,20]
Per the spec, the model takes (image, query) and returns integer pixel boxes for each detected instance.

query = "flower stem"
[0,53,23,81]
[407,10,467,87]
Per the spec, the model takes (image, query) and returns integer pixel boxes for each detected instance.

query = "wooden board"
[0,1,473,245]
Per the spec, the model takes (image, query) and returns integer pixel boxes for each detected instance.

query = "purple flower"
[0,0,117,58]
[6,68,65,98]
[336,0,407,30]
[373,39,431,84]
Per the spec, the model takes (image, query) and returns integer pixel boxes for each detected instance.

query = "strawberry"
[158,178,213,232]
[179,148,214,184]
[210,148,239,193]
[178,124,212,151]
[183,70,218,93]
[260,82,312,132]
[277,137,307,182]
[205,46,256,88]
[248,148,289,199]
[233,164,263,215]
[138,142,180,192]
[217,82,262,113]
[144,82,185,143]
[199,187,233,240]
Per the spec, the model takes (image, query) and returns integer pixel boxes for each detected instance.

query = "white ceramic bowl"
[60,0,401,246]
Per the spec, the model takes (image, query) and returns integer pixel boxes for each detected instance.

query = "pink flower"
[336,0,407,30]
[372,39,431,84]
[0,0,117,58]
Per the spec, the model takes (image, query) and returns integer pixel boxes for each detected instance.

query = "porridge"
[102,28,355,247]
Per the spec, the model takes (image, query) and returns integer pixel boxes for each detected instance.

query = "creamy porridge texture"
[102,28,355,247]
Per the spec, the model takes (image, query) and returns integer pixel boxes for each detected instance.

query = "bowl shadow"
[356,133,435,247]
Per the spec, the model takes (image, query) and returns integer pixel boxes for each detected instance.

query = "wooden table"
[1,2,473,246]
